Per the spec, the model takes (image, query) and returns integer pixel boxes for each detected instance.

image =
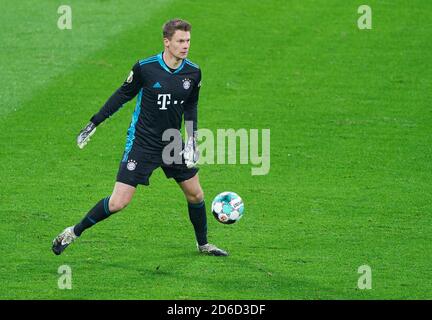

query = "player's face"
[165,30,190,60]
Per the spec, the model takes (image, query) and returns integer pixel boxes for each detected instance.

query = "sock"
[73,196,112,236]
[188,200,208,246]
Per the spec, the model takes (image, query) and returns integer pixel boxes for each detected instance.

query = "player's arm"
[181,69,201,167]
[77,62,144,149]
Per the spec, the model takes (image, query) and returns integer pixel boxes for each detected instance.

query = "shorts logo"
[182,79,191,90]
[127,159,137,171]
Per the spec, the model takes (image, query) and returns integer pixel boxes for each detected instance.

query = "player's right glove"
[180,132,200,168]
[77,122,96,149]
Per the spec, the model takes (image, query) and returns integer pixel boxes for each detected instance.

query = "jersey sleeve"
[90,62,144,126]
[183,69,201,135]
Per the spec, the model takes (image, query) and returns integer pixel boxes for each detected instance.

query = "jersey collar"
[157,52,186,75]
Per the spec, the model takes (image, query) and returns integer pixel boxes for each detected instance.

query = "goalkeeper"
[52,19,227,257]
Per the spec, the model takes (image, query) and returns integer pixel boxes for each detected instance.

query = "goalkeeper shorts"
[116,146,199,187]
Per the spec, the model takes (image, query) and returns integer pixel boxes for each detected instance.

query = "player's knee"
[187,190,204,204]
[109,197,130,213]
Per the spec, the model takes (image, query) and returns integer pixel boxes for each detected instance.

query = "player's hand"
[77,122,96,149]
[180,134,199,168]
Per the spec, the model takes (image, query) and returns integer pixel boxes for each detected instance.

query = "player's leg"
[178,174,228,256]
[73,182,136,236]
[178,174,207,245]
[52,182,136,255]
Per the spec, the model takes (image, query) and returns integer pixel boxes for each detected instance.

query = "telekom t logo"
[157,94,184,110]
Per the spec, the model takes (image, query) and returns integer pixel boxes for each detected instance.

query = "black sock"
[73,196,112,236]
[188,201,208,246]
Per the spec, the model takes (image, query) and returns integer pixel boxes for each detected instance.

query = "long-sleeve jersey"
[90,52,201,155]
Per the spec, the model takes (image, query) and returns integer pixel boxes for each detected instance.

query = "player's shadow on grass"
[93,249,341,299]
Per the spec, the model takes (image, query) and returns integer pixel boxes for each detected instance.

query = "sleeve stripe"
[185,60,200,69]
[139,56,158,65]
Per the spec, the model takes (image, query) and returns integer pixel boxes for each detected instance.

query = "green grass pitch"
[0,0,431,299]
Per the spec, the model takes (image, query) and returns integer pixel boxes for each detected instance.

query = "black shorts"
[116,146,199,187]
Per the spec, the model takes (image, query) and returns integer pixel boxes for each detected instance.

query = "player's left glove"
[77,122,96,149]
[180,132,200,168]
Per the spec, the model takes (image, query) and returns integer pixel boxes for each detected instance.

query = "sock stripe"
[87,216,96,224]
[103,196,111,216]
[188,201,205,209]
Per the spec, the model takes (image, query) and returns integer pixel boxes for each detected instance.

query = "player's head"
[163,18,191,60]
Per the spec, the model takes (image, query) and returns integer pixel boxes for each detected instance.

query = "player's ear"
[163,37,170,47]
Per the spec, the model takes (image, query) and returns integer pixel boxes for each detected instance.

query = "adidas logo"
[153,82,162,88]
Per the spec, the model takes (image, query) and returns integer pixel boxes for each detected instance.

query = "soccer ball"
[211,191,244,224]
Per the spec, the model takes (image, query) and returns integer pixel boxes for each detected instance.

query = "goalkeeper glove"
[77,122,96,149]
[180,133,199,168]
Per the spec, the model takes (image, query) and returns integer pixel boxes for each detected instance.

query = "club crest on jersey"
[127,159,137,171]
[126,71,134,83]
[182,78,191,90]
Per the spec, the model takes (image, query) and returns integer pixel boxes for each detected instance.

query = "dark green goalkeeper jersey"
[90,52,201,157]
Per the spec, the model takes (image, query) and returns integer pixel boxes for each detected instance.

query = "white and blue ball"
[211,191,244,224]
